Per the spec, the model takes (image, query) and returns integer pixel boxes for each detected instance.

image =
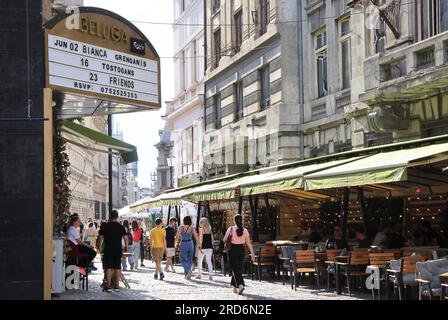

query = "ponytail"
[234,214,244,237]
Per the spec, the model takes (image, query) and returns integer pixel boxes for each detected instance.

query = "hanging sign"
[44,7,161,109]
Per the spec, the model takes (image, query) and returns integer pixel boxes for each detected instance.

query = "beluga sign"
[44,7,161,117]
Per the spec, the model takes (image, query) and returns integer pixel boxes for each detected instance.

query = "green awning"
[239,158,364,196]
[129,188,195,212]
[62,120,138,164]
[304,142,448,190]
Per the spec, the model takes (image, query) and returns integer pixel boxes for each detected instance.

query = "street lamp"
[166,155,176,188]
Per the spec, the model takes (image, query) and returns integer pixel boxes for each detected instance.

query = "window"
[374,19,387,53]
[340,19,351,90]
[423,0,448,39]
[212,0,221,15]
[233,10,243,53]
[235,82,244,121]
[214,94,222,129]
[260,66,270,110]
[315,30,328,97]
[257,0,270,37]
[213,28,221,68]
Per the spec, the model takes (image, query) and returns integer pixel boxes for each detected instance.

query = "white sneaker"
[238,285,245,295]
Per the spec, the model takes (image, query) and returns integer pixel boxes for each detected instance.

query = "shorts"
[151,248,164,263]
[103,251,122,270]
[166,248,175,257]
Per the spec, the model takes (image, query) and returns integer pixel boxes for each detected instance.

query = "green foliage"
[53,120,72,236]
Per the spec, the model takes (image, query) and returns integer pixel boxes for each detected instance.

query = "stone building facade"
[203,0,301,179]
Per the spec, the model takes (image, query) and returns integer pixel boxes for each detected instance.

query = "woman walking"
[121,220,134,270]
[223,214,255,295]
[195,217,214,280]
[175,216,199,280]
[131,221,141,270]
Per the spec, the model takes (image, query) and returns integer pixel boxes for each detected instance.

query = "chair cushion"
[416,258,448,290]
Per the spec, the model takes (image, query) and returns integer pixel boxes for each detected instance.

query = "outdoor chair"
[401,249,433,260]
[280,245,305,286]
[368,252,396,300]
[415,258,448,300]
[66,241,89,291]
[337,250,370,296]
[386,255,426,300]
[383,249,401,259]
[324,249,342,291]
[251,244,277,281]
[291,250,321,290]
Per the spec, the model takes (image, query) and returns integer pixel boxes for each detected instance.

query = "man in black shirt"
[99,210,128,292]
[164,217,177,273]
[326,225,349,250]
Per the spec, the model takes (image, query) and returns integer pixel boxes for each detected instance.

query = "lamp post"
[166,155,176,189]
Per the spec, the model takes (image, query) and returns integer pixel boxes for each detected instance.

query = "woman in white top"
[195,217,214,280]
[223,214,255,295]
[67,216,97,269]
[82,222,99,248]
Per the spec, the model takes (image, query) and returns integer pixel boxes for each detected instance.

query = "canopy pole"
[238,196,243,215]
[196,202,202,232]
[167,206,171,225]
[108,114,113,216]
[264,194,276,241]
[341,188,350,242]
[249,195,259,242]
[175,206,179,222]
[358,187,369,240]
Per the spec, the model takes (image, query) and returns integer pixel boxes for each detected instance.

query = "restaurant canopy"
[62,120,138,164]
[304,141,448,190]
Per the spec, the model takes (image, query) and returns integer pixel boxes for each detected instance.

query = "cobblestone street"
[54,257,369,300]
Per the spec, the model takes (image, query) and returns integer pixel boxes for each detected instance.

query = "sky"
[85,0,174,188]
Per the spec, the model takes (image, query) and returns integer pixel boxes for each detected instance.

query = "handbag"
[224,227,233,253]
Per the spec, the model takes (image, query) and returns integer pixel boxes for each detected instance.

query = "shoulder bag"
[224,227,233,253]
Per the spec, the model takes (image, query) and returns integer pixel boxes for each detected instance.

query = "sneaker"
[103,287,112,293]
[130,265,134,270]
[238,285,245,295]
[114,286,120,292]
[160,273,165,281]
[171,267,176,273]
[164,267,169,272]
[209,276,213,281]
[141,263,145,267]
[195,274,202,279]
[233,287,238,294]
[186,271,192,280]
[154,273,158,280]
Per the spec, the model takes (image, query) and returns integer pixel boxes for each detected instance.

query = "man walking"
[164,217,177,273]
[98,210,128,292]
[150,218,167,280]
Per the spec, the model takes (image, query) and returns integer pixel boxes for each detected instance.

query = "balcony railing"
[416,47,435,70]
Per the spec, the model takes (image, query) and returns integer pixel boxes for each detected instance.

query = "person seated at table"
[325,225,348,250]
[355,227,371,248]
[308,224,322,244]
[67,215,97,270]
[384,223,406,249]
[372,223,392,247]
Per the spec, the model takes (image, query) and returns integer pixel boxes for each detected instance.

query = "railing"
[416,48,435,70]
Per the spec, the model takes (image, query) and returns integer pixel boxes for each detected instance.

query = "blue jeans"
[132,242,140,268]
[180,241,194,274]
[122,244,134,270]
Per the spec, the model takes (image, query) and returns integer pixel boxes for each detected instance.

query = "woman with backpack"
[121,220,135,270]
[175,216,199,280]
[223,214,256,295]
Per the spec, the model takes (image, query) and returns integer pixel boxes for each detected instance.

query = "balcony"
[362,31,448,105]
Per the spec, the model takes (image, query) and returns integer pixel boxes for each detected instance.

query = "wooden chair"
[66,241,89,291]
[291,250,321,290]
[368,252,396,300]
[386,255,427,300]
[324,249,342,291]
[401,249,433,260]
[337,250,370,296]
[383,249,401,259]
[251,244,277,281]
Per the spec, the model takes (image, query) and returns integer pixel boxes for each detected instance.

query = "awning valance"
[304,142,448,190]
[62,120,138,164]
[130,188,196,212]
